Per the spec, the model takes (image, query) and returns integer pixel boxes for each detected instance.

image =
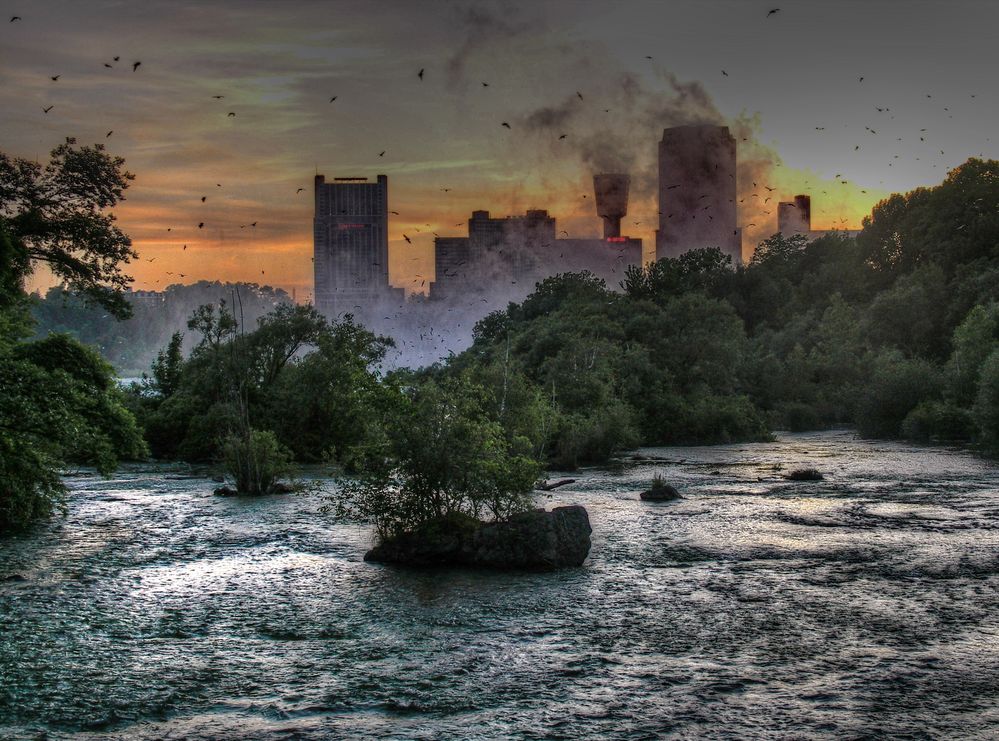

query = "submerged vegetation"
[3,141,999,534]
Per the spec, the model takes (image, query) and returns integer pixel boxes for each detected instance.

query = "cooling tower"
[594,174,630,239]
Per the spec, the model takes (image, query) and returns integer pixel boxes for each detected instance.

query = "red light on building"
[606,236,628,243]
[337,223,366,229]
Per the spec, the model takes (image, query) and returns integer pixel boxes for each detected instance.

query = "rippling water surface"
[3,431,999,739]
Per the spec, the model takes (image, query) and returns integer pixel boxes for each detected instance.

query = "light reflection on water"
[2,431,999,739]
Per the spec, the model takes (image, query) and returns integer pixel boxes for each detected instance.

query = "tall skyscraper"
[655,125,741,265]
[313,174,397,317]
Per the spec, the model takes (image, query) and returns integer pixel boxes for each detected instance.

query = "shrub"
[974,349,999,454]
[327,377,540,541]
[222,428,293,495]
[900,401,975,442]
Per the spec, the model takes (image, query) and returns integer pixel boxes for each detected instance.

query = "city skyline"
[3,0,997,298]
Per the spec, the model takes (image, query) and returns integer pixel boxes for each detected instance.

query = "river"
[2,431,999,739]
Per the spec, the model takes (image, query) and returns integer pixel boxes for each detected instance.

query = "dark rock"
[786,468,824,481]
[270,481,296,494]
[3,573,27,582]
[640,484,681,501]
[213,486,239,497]
[364,505,592,571]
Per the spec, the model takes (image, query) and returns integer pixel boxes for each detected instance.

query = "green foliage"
[854,351,943,438]
[0,141,145,532]
[945,302,999,406]
[900,401,975,443]
[1,138,136,318]
[222,428,293,495]
[973,349,999,454]
[326,376,541,541]
[136,302,394,466]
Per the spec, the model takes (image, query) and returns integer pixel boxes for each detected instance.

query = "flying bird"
[403,234,412,244]
[227,112,235,117]
[297,188,304,193]
[576,91,583,100]
[50,75,59,81]
[198,222,204,228]
[212,95,224,99]
[251,222,257,227]
[767,8,780,16]
[329,96,337,102]
[10,16,21,22]
[417,68,424,80]
[104,63,113,68]
[481,82,489,87]
[379,151,385,157]
[501,122,510,128]
[132,61,141,71]
[106,131,113,138]
[42,105,53,113]
[183,244,187,250]
[558,134,567,140]
[721,70,728,76]
[201,196,206,202]
[391,211,400,215]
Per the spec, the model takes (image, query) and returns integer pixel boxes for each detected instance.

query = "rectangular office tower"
[655,125,742,266]
[313,174,393,318]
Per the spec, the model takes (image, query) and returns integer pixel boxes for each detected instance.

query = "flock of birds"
[8,6,992,313]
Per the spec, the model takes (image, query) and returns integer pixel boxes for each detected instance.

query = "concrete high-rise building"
[430,209,557,300]
[655,125,741,265]
[778,194,812,236]
[313,174,401,318]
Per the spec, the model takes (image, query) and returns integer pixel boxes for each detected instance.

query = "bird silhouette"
[251,222,257,227]
[113,56,119,61]
[576,91,583,100]
[104,63,112,68]
[201,196,206,202]
[212,95,224,99]
[198,222,204,228]
[501,122,511,128]
[106,131,113,138]
[42,105,53,113]
[403,234,412,244]
[296,188,304,193]
[10,16,21,22]
[391,211,400,215]
[132,61,141,71]
[379,151,385,157]
[722,70,728,76]
[183,244,188,250]
[767,8,780,16]
[50,75,59,81]
[329,96,337,102]
[481,82,489,87]
[558,134,567,140]
[227,112,235,117]
[417,68,424,80]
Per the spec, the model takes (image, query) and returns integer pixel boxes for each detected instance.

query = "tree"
[0,140,144,533]
[0,138,136,317]
[326,377,540,541]
[151,332,184,397]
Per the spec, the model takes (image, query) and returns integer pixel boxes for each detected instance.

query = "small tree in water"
[327,376,541,541]
[222,428,293,495]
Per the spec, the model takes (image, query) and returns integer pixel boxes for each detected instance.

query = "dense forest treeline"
[131,158,999,472]
[3,140,999,533]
